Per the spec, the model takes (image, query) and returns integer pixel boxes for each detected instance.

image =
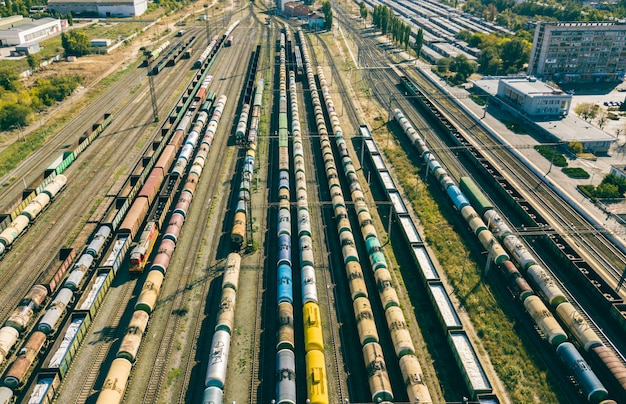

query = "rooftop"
[473,77,615,144]
[2,18,58,32]
[502,78,566,96]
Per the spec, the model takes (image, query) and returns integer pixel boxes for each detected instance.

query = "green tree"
[414,28,424,58]
[359,2,368,20]
[322,1,333,30]
[27,54,39,72]
[500,37,530,73]
[568,141,584,155]
[0,103,31,131]
[451,54,476,82]
[61,30,91,57]
[595,182,620,198]
[574,103,600,122]
[436,57,451,73]
[478,46,501,75]
[0,67,22,92]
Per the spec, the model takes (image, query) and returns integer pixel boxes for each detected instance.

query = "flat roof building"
[528,21,626,83]
[473,77,616,153]
[48,0,148,17]
[497,78,571,117]
[0,18,63,46]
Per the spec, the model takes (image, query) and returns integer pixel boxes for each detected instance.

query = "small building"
[11,42,40,55]
[610,165,626,180]
[473,77,615,154]
[283,1,309,18]
[91,38,112,47]
[0,17,62,46]
[48,0,148,18]
[308,12,324,30]
[496,78,571,117]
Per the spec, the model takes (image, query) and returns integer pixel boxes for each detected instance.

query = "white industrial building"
[48,0,148,17]
[496,78,571,117]
[0,18,63,46]
[473,77,615,153]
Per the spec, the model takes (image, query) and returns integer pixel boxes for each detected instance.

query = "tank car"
[0,327,19,364]
[277,302,294,350]
[222,253,241,291]
[96,358,132,404]
[353,297,379,345]
[523,296,567,345]
[303,302,323,352]
[526,264,567,307]
[85,226,111,257]
[305,350,329,404]
[399,354,432,404]
[385,306,415,357]
[117,310,150,362]
[557,342,608,403]
[556,302,602,351]
[202,386,223,404]
[38,288,73,334]
[0,215,29,249]
[231,211,246,245]
[205,330,231,389]
[277,264,293,305]
[216,288,236,333]
[6,285,48,332]
[64,253,94,291]
[151,238,176,274]
[3,331,47,388]
[135,270,164,313]
[301,265,318,304]
[276,349,296,404]
[499,260,533,301]
[375,268,400,309]
[362,342,394,403]
[346,261,368,299]
[300,235,314,267]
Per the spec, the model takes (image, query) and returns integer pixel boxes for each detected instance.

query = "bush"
[534,145,567,167]
[562,167,589,179]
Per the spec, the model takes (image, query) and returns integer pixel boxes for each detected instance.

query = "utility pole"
[147,59,159,122]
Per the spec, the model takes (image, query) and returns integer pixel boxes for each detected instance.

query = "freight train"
[231,79,264,246]
[97,95,227,404]
[202,252,241,403]
[394,107,624,403]
[129,80,215,273]
[272,26,330,403]
[0,176,67,257]
[0,41,223,402]
[297,27,436,403]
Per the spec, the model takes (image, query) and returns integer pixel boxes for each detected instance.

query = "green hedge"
[535,145,568,167]
[562,167,589,179]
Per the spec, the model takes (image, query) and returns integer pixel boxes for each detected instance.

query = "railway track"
[0,51,200,321]
[413,66,626,284]
[71,278,136,404]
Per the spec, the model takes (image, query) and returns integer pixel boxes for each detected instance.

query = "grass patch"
[381,128,560,402]
[534,145,568,167]
[470,94,487,106]
[562,167,589,179]
[167,368,181,386]
[502,119,527,134]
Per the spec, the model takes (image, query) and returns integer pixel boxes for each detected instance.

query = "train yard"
[0,1,625,403]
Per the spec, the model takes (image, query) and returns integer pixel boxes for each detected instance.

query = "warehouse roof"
[48,0,138,3]
[1,17,57,32]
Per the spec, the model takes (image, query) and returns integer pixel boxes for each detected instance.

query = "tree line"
[0,67,81,131]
